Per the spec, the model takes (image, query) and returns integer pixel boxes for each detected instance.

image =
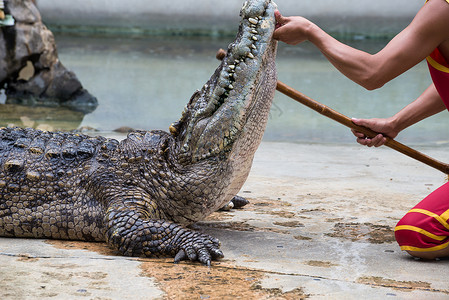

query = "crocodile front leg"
[103,197,223,265]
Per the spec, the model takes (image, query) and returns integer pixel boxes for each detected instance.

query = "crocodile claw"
[230,195,250,208]
[174,249,187,264]
[219,195,250,211]
[173,232,223,265]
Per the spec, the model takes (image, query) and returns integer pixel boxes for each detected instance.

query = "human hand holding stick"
[216,49,449,175]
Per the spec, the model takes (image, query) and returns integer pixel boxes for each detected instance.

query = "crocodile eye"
[62,149,76,160]
[45,149,60,160]
[76,150,93,160]
[77,142,95,160]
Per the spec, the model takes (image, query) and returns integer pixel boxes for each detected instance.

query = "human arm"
[273,0,449,90]
[351,83,447,147]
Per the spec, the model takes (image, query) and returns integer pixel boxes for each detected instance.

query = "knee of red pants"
[395,182,449,252]
[395,211,449,252]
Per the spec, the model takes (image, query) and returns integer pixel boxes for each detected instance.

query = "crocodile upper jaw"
[170,0,278,164]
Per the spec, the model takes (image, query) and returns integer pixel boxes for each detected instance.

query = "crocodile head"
[150,0,278,218]
[170,0,278,165]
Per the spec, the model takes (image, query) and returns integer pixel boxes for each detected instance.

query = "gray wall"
[36,0,424,37]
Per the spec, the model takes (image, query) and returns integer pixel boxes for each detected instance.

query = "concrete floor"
[1,141,448,299]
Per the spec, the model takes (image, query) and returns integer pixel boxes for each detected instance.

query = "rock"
[35,123,54,132]
[7,0,41,24]
[19,115,35,128]
[0,0,98,114]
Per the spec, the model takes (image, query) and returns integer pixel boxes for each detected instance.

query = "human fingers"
[356,137,376,147]
[274,10,287,27]
[372,134,387,147]
[352,118,383,144]
[351,117,384,132]
[274,10,282,21]
[356,134,385,147]
[351,117,373,129]
[351,128,365,138]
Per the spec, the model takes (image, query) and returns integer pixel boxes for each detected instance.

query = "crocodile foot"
[219,195,250,211]
[173,231,224,266]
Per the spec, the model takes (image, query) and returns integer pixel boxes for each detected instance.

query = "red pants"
[395,182,449,252]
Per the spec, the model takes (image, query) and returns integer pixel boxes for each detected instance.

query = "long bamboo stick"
[276,81,449,175]
[216,49,449,175]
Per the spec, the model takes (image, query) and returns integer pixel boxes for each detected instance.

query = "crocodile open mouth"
[171,0,277,163]
[210,6,276,110]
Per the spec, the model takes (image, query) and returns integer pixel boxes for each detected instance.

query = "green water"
[2,34,447,145]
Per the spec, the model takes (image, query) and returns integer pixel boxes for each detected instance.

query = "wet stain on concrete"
[326,222,395,244]
[46,239,308,299]
[299,208,326,214]
[46,240,119,256]
[294,235,312,241]
[40,268,109,282]
[194,221,291,235]
[357,276,435,292]
[16,253,39,262]
[268,211,297,219]
[139,259,308,300]
[247,197,293,209]
[304,260,339,268]
[325,217,345,223]
[273,221,305,228]
[45,238,309,299]
[205,211,233,222]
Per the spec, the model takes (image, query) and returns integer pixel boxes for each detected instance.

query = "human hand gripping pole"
[216,49,449,175]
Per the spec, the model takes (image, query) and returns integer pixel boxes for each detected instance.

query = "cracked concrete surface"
[1,142,448,299]
[0,240,163,299]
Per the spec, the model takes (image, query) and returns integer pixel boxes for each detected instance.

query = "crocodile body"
[0,0,278,264]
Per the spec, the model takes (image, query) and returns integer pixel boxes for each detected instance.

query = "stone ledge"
[36,0,423,38]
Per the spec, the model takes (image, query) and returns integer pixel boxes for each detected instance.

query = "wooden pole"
[215,49,449,175]
[276,81,449,175]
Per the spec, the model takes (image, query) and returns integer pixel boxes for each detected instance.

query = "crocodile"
[0,0,278,265]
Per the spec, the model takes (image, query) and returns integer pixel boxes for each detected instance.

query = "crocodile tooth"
[228,84,234,90]
[251,29,258,34]
[229,65,235,70]
[251,44,257,49]
[252,36,258,41]
[247,53,254,59]
[248,18,258,25]
[169,124,178,136]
